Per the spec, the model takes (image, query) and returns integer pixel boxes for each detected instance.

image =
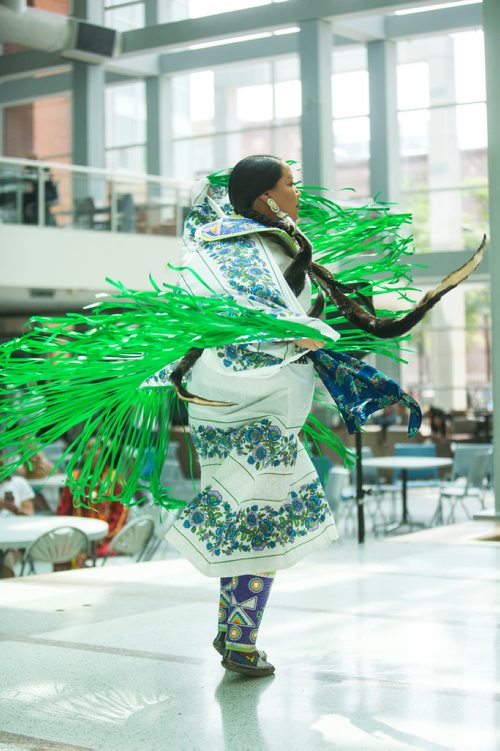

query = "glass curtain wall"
[105,81,146,172]
[397,30,487,253]
[104,0,145,31]
[171,57,301,179]
[401,281,491,414]
[332,46,370,200]
[170,43,370,189]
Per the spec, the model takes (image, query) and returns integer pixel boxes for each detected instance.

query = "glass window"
[397,31,488,252]
[104,0,144,31]
[275,80,301,119]
[400,282,491,412]
[106,81,146,173]
[397,63,430,111]
[105,81,146,149]
[332,71,369,118]
[334,117,370,163]
[106,145,146,173]
[332,46,369,198]
[236,84,273,123]
[453,30,486,103]
[172,57,299,179]
[190,71,215,123]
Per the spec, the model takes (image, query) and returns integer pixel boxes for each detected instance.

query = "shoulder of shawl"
[196,216,291,244]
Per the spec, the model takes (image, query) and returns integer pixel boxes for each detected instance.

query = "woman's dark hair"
[228,154,283,215]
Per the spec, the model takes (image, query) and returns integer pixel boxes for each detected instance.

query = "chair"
[325,450,395,535]
[431,447,493,525]
[101,517,155,565]
[20,526,89,575]
[449,443,493,484]
[140,505,181,561]
[393,443,440,487]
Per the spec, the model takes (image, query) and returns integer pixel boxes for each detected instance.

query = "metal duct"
[0,0,117,63]
[0,2,73,52]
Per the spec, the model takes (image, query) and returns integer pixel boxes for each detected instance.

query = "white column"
[298,19,334,190]
[483,0,500,517]
[368,39,400,204]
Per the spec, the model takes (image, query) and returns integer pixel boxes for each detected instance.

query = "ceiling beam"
[160,33,299,75]
[0,70,71,105]
[120,0,445,57]
[385,2,482,39]
[0,50,66,82]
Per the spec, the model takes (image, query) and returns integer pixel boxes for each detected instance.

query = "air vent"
[29,288,55,298]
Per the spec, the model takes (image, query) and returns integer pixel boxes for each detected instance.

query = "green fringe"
[0,279,344,507]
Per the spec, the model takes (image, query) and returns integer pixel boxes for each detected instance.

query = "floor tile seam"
[0,634,201,665]
[0,728,93,751]
[1,635,499,705]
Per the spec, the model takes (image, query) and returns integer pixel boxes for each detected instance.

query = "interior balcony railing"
[0,156,192,236]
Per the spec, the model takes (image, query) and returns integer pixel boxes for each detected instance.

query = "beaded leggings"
[217,573,275,653]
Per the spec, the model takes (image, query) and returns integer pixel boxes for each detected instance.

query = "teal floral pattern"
[180,479,329,557]
[191,418,298,470]
[201,236,287,309]
[216,343,283,371]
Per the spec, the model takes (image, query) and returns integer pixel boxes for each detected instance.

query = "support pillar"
[369,41,401,384]
[483,0,500,518]
[71,0,105,203]
[367,40,400,204]
[298,19,334,191]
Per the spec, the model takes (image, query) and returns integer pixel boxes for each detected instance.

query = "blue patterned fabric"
[310,349,422,436]
[222,573,275,652]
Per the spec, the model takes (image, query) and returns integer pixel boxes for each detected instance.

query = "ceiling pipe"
[0,0,118,63]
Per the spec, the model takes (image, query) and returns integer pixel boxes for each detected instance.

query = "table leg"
[402,469,409,524]
[383,468,426,535]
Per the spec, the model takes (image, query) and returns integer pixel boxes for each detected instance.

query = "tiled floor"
[1,508,500,751]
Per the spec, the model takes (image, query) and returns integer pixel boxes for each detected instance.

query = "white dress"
[164,216,340,577]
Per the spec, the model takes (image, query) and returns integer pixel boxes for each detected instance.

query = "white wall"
[1,225,182,308]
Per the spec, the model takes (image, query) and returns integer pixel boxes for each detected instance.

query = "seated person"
[57,440,129,558]
[0,460,35,577]
[428,406,450,444]
[371,404,400,429]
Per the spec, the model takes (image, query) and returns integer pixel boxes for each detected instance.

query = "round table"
[0,516,109,577]
[363,456,452,533]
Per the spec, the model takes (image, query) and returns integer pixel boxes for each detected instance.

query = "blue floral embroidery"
[179,479,330,557]
[216,343,282,371]
[200,235,287,309]
[191,418,297,470]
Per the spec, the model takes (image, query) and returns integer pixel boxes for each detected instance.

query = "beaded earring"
[266,196,296,232]
[266,197,281,214]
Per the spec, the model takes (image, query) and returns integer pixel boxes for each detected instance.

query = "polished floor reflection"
[0,523,499,750]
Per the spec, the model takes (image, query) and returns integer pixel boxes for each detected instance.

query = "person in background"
[428,406,450,444]
[22,151,58,227]
[57,439,129,558]
[0,457,35,577]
